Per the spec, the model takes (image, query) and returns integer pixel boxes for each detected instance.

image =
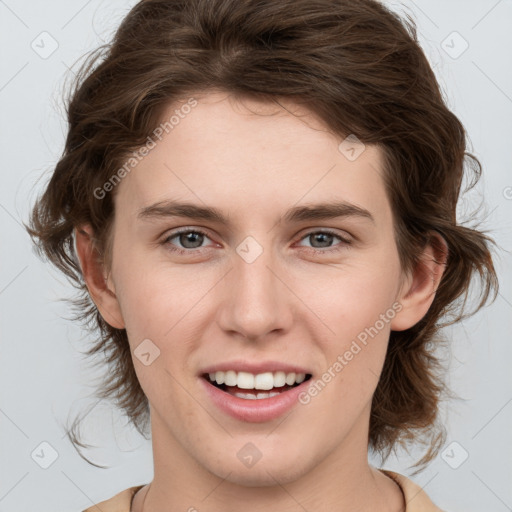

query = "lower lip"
[200,377,311,423]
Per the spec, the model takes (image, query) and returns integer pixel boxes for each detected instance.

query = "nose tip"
[216,249,293,341]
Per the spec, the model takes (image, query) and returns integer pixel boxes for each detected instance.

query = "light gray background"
[1,1,511,511]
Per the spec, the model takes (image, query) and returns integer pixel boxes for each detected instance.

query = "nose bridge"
[218,235,291,340]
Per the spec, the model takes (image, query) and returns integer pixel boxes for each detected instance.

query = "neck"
[134,409,405,512]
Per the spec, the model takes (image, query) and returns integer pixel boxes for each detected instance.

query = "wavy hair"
[25,0,499,469]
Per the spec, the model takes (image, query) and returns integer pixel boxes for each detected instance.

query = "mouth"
[199,363,314,422]
[202,370,313,400]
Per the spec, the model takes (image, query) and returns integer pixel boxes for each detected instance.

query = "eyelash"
[160,228,352,256]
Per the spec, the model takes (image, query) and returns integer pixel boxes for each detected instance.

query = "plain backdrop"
[1,1,511,511]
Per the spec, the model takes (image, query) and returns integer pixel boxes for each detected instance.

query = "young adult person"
[26,1,498,510]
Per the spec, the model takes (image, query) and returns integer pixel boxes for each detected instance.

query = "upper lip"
[200,360,312,376]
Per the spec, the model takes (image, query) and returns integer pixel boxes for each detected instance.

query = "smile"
[199,364,313,422]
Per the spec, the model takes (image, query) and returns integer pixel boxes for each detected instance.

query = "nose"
[216,240,294,342]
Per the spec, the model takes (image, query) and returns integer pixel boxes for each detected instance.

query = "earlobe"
[74,224,125,330]
[390,232,448,332]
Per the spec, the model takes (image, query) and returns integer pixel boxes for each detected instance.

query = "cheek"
[301,260,400,398]
[306,324,391,432]
[113,264,208,394]
[113,260,202,341]
[304,261,400,342]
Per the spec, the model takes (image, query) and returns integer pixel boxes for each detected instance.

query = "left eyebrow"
[283,201,375,225]
[136,199,375,226]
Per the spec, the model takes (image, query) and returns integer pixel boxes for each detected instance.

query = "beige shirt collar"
[83,470,444,512]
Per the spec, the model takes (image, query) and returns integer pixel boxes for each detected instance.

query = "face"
[100,91,410,486]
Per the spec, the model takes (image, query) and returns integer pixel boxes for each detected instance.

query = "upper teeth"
[208,371,306,390]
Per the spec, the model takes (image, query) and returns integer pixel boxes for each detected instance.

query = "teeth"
[234,391,282,400]
[285,372,296,386]
[225,370,237,386]
[254,372,274,390]
[273,371,286,387]
[209,370,308,389]
[295,373,306,384]
[237,371,255,389]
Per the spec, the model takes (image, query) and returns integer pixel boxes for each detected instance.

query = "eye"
[161,228,214,254]
[160,228,352,256]
[295,229,352,253]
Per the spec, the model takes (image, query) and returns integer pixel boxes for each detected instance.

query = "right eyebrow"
[137,200,229,224]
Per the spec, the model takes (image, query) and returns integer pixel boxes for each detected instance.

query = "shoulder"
[82,485,146,512]
[381,470,446,512]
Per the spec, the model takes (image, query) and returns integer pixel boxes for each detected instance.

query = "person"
[25,0,498,510]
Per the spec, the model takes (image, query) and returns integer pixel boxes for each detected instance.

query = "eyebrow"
[137,200,375,225]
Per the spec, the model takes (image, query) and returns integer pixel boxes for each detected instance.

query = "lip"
[200,360,311,375]
[200,374,312,423]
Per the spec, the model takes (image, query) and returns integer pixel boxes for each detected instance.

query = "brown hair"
[25,0,498,469]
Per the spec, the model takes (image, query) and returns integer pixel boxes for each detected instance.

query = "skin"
[76,91,447,511]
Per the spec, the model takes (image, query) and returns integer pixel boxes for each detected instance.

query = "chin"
[202,446,312,487]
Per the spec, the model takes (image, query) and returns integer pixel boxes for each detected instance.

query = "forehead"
[115,92,391,227]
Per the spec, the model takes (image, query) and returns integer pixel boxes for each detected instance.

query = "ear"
[74,224,125,329]
[390,231,448,331]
